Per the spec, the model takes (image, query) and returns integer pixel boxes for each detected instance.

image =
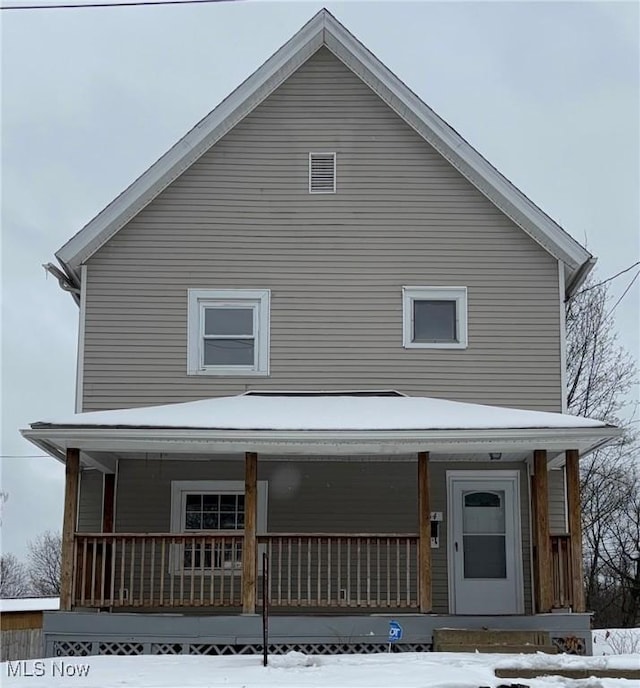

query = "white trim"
[308,151,336,193]
[558,261,568,413]
[54,9,592,290]
[402,286,468,349]
[74,264,87,413]
[22,426,621,461]
[446,469,524,615]
[187,289,270,376]
[526,464,536,614]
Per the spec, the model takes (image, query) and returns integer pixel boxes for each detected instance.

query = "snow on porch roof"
[31,392,612,432]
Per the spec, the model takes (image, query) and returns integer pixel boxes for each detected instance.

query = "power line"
[571,261,640,299]
[606,269,640,319]
[1,0,240,10]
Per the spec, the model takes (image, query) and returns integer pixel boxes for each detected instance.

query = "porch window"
[170,481,267,572]
[187,289,270,375]
[402,286,468,349]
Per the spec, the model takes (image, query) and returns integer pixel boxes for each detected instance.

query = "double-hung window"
[170,481,268,573]
[402,286,468,349]
[187,289,270,375]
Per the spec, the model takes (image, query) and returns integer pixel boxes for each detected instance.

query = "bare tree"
[27,531,61,596]
[0,553,30,598]
[565,276,639,626]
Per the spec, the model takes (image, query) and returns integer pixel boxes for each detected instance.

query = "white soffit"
[55,9,592,287]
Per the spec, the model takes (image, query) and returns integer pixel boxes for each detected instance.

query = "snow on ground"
[2,651,637,688]
[592,628,640,656]
[0,597,59,612]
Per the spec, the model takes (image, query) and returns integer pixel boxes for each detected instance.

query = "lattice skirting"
[552,635,587,655]
[53,640,432,656]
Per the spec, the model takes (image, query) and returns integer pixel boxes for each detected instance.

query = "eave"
[21,425,621,472]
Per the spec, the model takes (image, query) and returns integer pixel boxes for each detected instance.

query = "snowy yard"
[3,649,639,688]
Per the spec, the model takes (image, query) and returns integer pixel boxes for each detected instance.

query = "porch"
[21,391,620,656]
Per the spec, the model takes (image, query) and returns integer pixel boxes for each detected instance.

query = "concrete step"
[433,628,552,649]
[436,643,557,654]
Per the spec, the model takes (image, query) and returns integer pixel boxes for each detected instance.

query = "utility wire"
[571,261,640,299]
[1,0,240,10]
[605,269,640,319]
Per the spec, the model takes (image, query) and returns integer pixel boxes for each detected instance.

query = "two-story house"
[22,10,620,657]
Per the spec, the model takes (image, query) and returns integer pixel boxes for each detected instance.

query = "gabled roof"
[56,8,593,294]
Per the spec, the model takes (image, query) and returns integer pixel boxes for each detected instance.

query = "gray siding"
[101,458,531,614]
[77,470,103,532]
[82,47,562,413]
[549,467,567,535]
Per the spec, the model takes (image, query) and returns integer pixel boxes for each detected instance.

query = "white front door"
[448,471,523,615]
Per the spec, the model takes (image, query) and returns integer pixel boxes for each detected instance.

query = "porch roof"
[21,393,620,468]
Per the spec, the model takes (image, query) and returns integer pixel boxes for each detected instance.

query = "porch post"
[566,449,585,612]
[418,451,432,613]
[243,451,258,614]
[532,449,552,612]
[60,447,80,611]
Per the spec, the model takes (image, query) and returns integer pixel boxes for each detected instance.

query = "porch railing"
[550,534,573,609]
[73,533,419,609]
[259,534,419,608]
[74,533,244,608]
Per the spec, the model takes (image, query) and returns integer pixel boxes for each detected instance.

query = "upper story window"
[187,289,270,375]
[309,152,336,193]
[402,286,468,349]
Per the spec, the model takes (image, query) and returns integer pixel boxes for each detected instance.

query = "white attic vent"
[309,152,336,193]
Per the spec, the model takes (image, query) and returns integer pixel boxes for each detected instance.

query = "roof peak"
[55,8,592,294]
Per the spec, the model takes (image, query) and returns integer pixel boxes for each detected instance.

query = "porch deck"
[43,608,593,657]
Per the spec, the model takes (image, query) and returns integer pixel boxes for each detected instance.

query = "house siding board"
[82,47,561,412]
[549,467,567,535]
[113,458,531,614]
[77,470,103,533]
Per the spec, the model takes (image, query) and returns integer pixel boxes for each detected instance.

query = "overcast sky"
[1,0,638,561]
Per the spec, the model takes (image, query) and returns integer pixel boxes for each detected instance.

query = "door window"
[462,490,506,579]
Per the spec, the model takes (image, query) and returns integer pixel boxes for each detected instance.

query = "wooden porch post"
[532,449,552,612]
[418,451,432,613]
[243,451,258,614]
[60,447,80,611]
[566,449,585,612]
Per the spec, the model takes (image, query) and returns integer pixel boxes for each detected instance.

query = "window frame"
[402,286,468,349]
[309,152,337,194]
[170,480,268,574]
[187,289,270,375]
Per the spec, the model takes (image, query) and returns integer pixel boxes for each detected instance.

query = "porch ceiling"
[21,393,620,470]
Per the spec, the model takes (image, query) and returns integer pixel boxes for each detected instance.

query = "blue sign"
[388,620,403,642]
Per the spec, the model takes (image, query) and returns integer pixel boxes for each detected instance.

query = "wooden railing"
[551,534,573,609]
[73,533,419,610]
[259,534,419,608]
[73,533,244,608]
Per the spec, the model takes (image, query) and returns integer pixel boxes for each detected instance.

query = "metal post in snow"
[262,551,269,667]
